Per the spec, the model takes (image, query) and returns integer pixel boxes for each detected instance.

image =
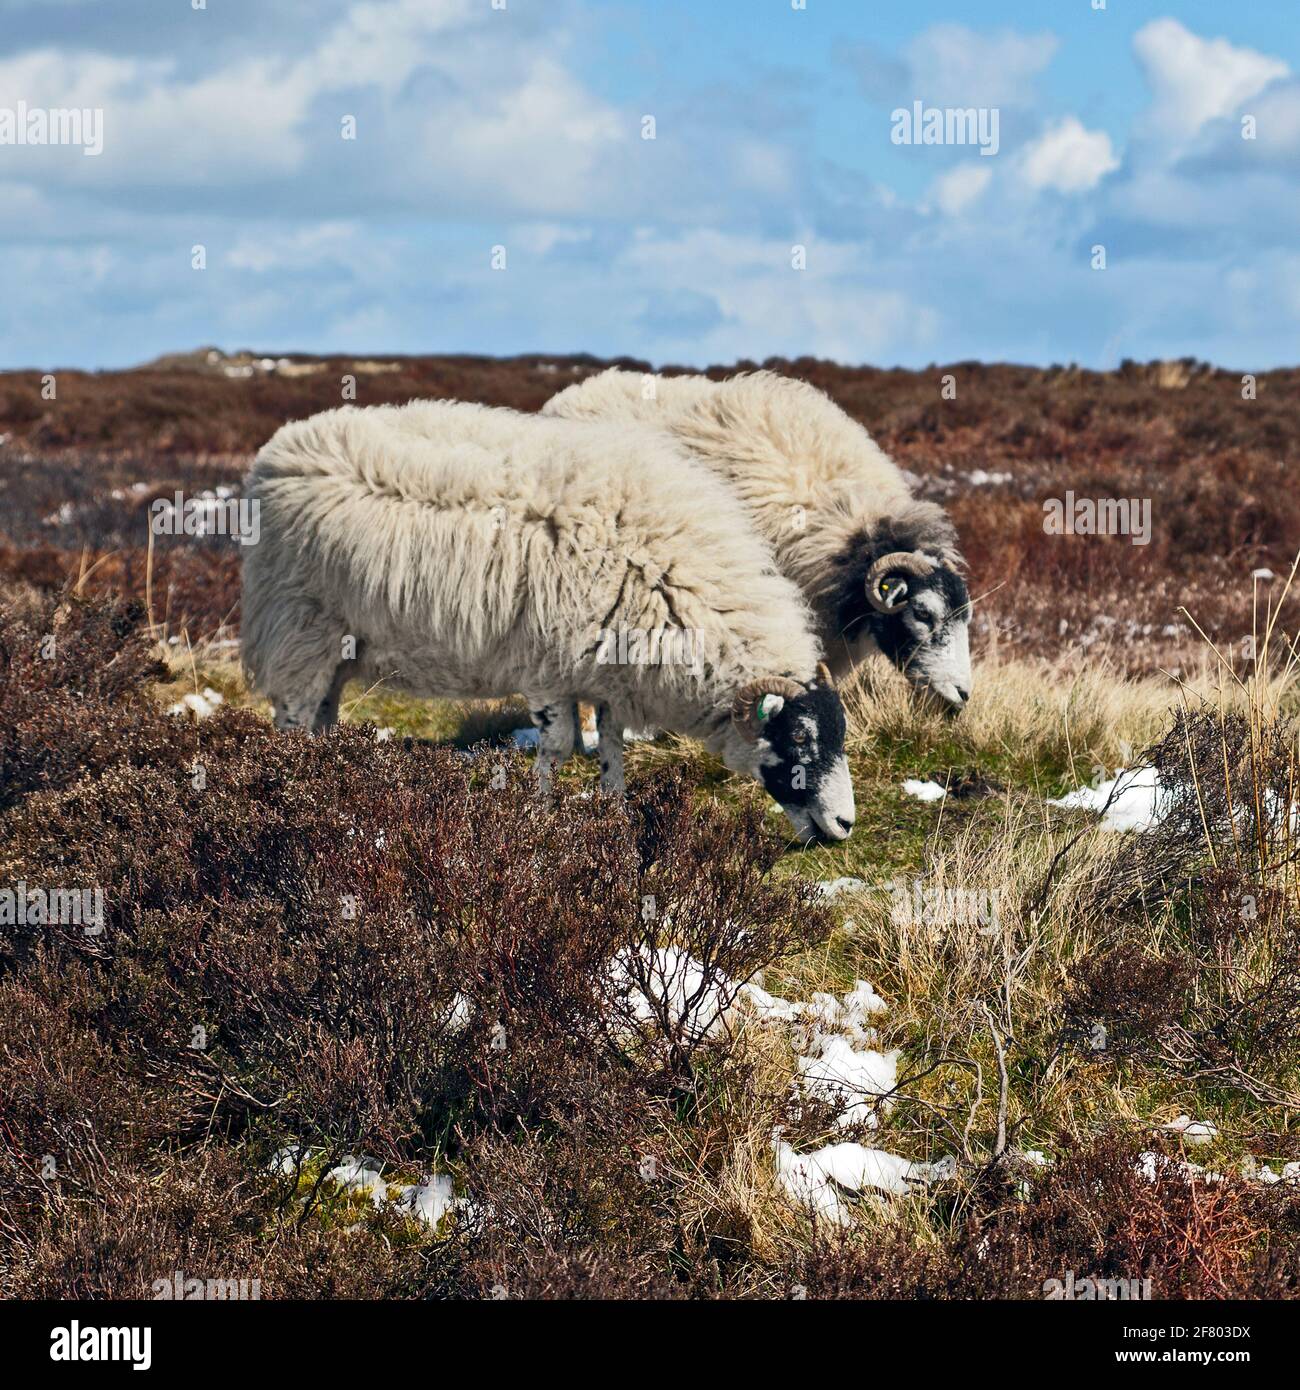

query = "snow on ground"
[1047,766,1170,832]
[613,944,740,1042]
[1255,1162,1300,1185]
[272,1147,459,1227]
[775,1138,953,1222]
[327,1157,388,1207]
[902,778,947,802]
[1162,1115,1218,1145]
[815,876,867,900]
[166,687,224,719]
[728,967,950,1213]
[275,953,939,1229]
[391,1173,456,1226]
[270,1145,309,1177]
[1050,767,1298,834]
[797,1037,899,1129]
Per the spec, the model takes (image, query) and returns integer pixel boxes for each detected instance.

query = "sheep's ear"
[756,694,785,722]
[739,681,800,745]
[876,575,909,609]
[733,678,802,742]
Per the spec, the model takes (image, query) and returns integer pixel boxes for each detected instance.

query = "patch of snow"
[327,1156,388,1207]
[1163,1115,1217,1145]
[902,778,947,803]
[739,979,800,1023]
[374,726,395,742]
[612,944,738,1043]
[510,727,540,750]
[166,687,224,719]
[269,1145,313,1176]
[774,1137,948,1222]
[966,469,1013,486]
[797,1036,899,1129]
[391,1174,456,1227]
[842,979,889,1024]
[1254,1161,1300,1185]
[442,992,472,1034]
[816,876,868,900]
[1048,766,1171,832]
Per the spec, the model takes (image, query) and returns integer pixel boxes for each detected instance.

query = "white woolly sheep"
[543,369,972,708]
[241,400,857,844]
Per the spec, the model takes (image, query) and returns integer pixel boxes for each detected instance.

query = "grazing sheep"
[242,400,856,844]
[543,369,972,708]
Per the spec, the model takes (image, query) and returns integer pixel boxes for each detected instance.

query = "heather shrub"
[788,1133,1300,1300]
[0,593,828,1298]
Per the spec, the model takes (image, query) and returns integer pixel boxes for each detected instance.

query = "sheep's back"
[247,401,817,696]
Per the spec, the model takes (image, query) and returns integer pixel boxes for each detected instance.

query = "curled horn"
[865,551,935,614]
[816,662,835,688]
[731,676,804,743]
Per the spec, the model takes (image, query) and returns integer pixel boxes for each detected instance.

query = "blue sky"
[1,0,1297,369]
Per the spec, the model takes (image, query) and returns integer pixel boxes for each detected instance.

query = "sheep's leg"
[310,656,356,734]
[530,700,576,792]
[596,704,625,794]
[574,701,600,758]
[269,616,352,734]
[274,687,330,732]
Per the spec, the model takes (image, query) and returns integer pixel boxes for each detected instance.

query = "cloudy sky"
[1,0,1297,369]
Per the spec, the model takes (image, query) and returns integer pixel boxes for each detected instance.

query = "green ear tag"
[756,695,774,721]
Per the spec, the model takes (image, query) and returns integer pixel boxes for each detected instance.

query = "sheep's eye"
[792,731,808,745]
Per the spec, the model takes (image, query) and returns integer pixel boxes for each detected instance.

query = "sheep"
[241,399,857,844]
[543,369,972,708]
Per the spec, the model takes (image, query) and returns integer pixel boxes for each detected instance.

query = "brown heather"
[3,355,1300,1301]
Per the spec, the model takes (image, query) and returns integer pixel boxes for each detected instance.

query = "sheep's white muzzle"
[783,756,856,845]
[910,620,971,710]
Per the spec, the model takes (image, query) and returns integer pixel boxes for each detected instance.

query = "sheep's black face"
[833,540,972,711]
[753,683,856,845]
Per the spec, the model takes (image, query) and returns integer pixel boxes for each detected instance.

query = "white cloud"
[1019,117,1120,194]
[0,0,624,216]
[225,223,362,274]
[1133,18,1288,143]
[512,223,594,256]
[615,229,939,362]
[905,25,1057,108]
[929,163,992,216]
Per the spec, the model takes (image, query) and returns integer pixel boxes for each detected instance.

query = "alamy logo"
[886,877,1002,931]
[150,489,261,546]
[891,102,1000,156]
[595,626,705,674]
[0,882,103,932]
[152,1270,262,1300]
[1043,491,1151,546]
[50,1322,151,1370]
[1043,1271,1152,1301]
[0,102,103,156]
